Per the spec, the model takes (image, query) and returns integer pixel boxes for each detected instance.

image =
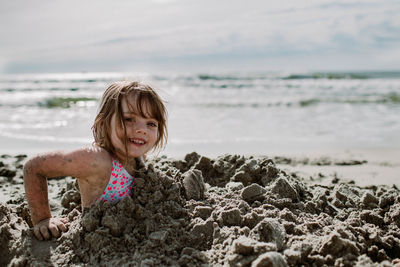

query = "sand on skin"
[1,152,400,266]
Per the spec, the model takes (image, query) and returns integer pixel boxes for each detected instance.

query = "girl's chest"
[98,166,135,202]
[78,159,137,206]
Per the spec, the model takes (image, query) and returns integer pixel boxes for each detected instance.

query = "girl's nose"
[136,128,146,135]
[134,122,147,134]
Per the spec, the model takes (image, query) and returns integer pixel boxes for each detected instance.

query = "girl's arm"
[23,147,109,240]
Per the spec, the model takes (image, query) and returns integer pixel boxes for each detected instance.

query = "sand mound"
[1,152,400,266]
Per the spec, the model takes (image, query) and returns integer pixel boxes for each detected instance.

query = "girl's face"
[110,95,159,160]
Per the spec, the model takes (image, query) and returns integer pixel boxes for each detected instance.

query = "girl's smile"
[129,137,146,145]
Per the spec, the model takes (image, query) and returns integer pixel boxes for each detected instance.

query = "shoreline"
[2,147,399,205]
[269,148,400,188]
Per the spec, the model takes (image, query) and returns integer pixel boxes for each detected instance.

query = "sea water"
[0,71,399,157]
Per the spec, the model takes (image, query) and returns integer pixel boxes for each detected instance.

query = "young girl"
[23,81,167,241]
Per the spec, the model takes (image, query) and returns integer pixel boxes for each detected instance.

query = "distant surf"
[1,71,399,156]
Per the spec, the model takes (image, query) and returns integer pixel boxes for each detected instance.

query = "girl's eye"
[124,117,133,122]
[147,122,158,127]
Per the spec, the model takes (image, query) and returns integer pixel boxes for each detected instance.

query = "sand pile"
[1,152,400,266]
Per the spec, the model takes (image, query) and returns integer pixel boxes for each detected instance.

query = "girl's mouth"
[129,138,146,145]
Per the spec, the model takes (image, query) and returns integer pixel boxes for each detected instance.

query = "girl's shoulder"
[61,146,114,180]
[82,145,112,159]
[24,146,114,180]
[78,146,114,170]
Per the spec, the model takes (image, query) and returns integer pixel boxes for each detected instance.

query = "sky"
[1,0,400,74]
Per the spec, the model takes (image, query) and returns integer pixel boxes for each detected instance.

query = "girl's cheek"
[115,127,125,139]
[152,128,159,137]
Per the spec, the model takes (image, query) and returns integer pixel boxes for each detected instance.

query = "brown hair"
[92,81,167,157]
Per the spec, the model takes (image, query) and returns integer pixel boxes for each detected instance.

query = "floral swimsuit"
[98,159,135,202]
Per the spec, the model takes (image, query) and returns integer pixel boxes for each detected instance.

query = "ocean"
[1,71,399,157]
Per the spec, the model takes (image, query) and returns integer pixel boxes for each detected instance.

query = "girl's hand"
[33,217,69,241]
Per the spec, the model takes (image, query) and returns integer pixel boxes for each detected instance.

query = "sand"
[1,152,400,266]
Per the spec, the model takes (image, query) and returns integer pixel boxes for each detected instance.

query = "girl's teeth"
[131,139,144,144]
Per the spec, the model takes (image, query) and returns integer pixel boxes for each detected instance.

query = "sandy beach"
[2,0,400,264]
[1,150,400,266]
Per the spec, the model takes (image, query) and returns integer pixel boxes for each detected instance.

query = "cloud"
[1,0,400,73]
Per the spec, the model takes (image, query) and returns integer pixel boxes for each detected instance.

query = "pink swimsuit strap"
[98,159,135,202]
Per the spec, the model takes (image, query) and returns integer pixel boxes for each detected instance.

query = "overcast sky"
[1,0,399,73]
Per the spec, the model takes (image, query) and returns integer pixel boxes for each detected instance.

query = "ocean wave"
[282,71,400,80]
[0,78,112,85]
[283,73,368,80]
[299,93,400,106]
[0,87,82,92]
[197,74,270,81]
[2,93,399,109]
[189,83,256,89]
[0,72,126,83]
[177,93,400,108]
[38,97,98,108]
[194,71,400,81]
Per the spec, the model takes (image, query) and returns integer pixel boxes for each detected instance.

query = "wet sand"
[1,152,400,266]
